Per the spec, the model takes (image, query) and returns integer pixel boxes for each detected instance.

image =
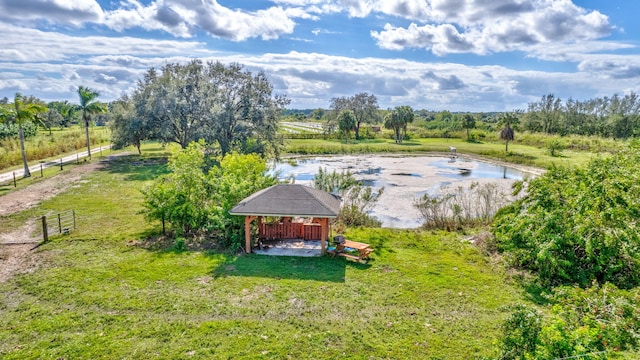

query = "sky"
[0,0,639,112]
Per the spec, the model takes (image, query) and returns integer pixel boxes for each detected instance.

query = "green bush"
[545,137,565,156]
[495,284,640,359]
[141,142,277,250]
[493,142,640,288]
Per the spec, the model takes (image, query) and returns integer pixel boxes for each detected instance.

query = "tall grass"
[0,127,110,169]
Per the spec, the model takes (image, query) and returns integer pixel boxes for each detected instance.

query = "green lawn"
[0,148,528,359]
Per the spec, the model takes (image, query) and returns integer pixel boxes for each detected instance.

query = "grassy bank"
[0,146,527,359]
[285,138,598,169]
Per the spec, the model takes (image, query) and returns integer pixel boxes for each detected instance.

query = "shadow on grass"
[99,155,169,182]
[212,253,349,283]
[392,141,421,146]
[136,231,353,283]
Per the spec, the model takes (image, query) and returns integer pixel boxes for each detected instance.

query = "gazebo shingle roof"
[230,184,341,218]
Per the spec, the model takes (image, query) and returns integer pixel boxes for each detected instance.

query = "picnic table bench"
[328,239,374,262]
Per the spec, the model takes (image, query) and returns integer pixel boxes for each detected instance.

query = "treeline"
[285,92,640,141]
[520,93,640,138]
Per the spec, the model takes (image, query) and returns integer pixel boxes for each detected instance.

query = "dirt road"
[0,155,123,283]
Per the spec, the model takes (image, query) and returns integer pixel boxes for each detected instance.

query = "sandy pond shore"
[276,154,542,228]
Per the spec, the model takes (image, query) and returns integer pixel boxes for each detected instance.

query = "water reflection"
[273,155,530,228]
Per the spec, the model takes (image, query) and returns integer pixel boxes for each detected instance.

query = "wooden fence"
[259,222,322,240]
[41,210,75,242]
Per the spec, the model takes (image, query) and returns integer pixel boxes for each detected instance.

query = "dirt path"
[0,219,40,282]
[0,154,127,283]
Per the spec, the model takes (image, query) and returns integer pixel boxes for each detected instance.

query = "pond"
[273,155,534,228]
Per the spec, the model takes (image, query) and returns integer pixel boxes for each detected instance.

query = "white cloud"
[371,0,613,56]
[0,0,104,26]
[0,24,211,62]
[102,0,302,41]
[4,46,640,110]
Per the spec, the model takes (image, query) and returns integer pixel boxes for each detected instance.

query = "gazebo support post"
[320,218,329,254]
[244,216,257,254]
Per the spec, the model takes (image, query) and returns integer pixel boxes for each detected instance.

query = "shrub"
[495,284,640,359]
[312,167,383,227]
[141,142,277,250]
[545,137,565,156]
[493,142,640,288]
[413,182,513,230]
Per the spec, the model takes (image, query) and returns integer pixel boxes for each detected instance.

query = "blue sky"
[0,0,639,111]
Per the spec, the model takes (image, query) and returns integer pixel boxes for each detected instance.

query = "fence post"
[60,158,63,171]
[40,163,43,177]
[13,172,16,187]
[58,213,62,234]
[76,153,79,164]
[42,216,48,243]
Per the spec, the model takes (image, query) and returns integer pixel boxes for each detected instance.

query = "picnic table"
[328,239,374,262]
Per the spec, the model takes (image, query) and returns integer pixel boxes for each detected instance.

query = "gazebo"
[230,184,341,254]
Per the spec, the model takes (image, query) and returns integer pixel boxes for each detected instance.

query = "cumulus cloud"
[0,0,302,41]
[101,0,302,40]
[422,71,466,90]
[0,24,210,63]
[0,0,104,26]
[3,44,640,110]
[371,0,613,56]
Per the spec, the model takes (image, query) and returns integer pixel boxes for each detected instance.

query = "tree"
[110,95,151,154]
[43,105,63,135]
[49,100,77,127]
[77,86,107,160]
[462,113,476,140]
[384,105,414,143]
[499,112,517,152]
[0,94,46,178]
[330,92,379,140]
[337,110,356,142]
[311,108,325,120]
[132,60,289,156]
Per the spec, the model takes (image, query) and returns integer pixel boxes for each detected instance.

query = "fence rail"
[41,210,75,242]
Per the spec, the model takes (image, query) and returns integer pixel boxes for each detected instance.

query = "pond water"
[273,155,533,228]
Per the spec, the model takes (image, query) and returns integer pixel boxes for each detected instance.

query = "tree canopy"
[383,105,414,143]
[132,60,289,156]
[337,110,356,142]
[330,92,379,140]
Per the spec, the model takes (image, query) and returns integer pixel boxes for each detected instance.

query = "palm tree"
[500,112,517,152]
[1,94,46,178]
[77,86,106,159]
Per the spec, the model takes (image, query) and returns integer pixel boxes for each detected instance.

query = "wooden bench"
[337,253,361,261]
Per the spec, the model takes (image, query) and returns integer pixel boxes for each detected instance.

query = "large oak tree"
[132,60,289,156]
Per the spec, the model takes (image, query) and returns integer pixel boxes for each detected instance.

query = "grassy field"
[0,145,530,359]
[285,138,598,169]
[0,126,111,171]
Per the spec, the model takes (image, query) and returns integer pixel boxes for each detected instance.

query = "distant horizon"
[2,1,639,112]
